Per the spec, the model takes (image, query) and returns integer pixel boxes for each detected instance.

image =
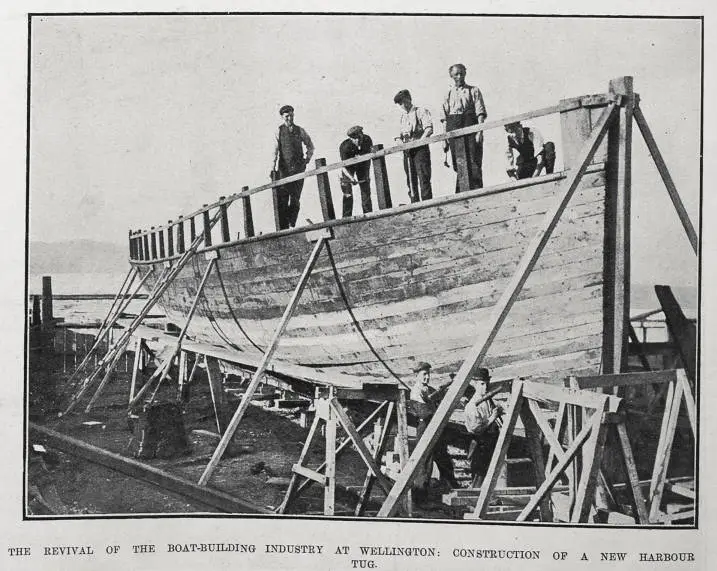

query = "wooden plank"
[278,413,321,514]
[677,369,696,435]
[520,399,553,521]
[199,236,328,485]
[292,464,326,485]
[602,76,634,377]
[355,402,395,516]
[395,389,412,516]
[29,423,270,514]
[633,105,698,253]
[522,380,614,410]
[573,370,677,390]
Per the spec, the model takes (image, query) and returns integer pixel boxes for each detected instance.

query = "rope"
[214,261,265,352]
[325,242,410,391]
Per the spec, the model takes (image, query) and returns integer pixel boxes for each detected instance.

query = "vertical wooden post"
[142,234,150,260]
[190,216,197,242]
[206,356,230,434]
[167,221,174,257]
[371,144,392,210]
[150,229,157,260]
[602,77,634,377]
[41,276,53,325]
[520,402,554,521]
[31,295,41,327]
[315,158,335,221]
[272,186,282,232]
[202,207,212,247]
[571,405,609,522]
[129,337,143,404]
[176,216,185,254]
[395,389,412,516]
[219,198,230,243]
[452,137,471,193]
[241,187,255,238]
[324,395,337,516]
[158,229,166,259]
[128,231,135,260]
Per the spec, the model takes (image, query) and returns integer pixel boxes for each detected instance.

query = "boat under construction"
[28,76,698,524]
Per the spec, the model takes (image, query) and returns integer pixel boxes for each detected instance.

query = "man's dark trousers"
[403,146,433,203]
[340,180,373,217]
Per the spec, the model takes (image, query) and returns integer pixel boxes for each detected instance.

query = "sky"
[28,14,701,288]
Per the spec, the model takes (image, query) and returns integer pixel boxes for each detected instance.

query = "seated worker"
[463,367,504,487]
[339,125,373,218]
[505,121,547,180]
[408,362,459,495]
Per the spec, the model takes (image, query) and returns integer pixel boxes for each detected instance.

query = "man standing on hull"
[338,125,373,217]
[394,89,434,203]
[270,104,315,229]
[442,63,487,191]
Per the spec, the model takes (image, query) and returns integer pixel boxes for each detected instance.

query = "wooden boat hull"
[133,168,607,385]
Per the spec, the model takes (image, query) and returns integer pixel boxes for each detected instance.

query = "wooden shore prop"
[42,77,698,521]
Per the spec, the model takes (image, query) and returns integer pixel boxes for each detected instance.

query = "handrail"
[131,92,613,239]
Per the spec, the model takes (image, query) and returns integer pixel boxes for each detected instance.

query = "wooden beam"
[205,356,230,434]
[324,401,337,515]
[615,420,650,524]
[29,423,270,514]
[371,144,392,210]
[633,105,698,253]
[315,158,336,221]
[573,370,678,391]
[521,400,554,521]
[655,286,697,381]
[355,402,395,516]
[376,103,617,518]
[241,187,255,238]
[277,413,321,514]
[292,464,327,485]
[602,76,634,377]
[199,235,329,485]
[676,369,696,435]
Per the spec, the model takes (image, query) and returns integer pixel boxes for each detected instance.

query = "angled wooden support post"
[277,412,322,514]
[633,105,698,254]
[199,230,332,486]
[614,419,650,524]
[377,101,618,518]
[655,285,697,382]
[127,256,218,411]
[571,401,609,522]
[355,402,395,516]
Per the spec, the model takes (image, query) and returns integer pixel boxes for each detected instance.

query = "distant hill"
[29,240,128,274]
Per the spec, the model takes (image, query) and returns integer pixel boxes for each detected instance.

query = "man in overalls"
[394,89,434,202]
[505,121,547,180]
[270,105,315,229]
[442,64,487,191]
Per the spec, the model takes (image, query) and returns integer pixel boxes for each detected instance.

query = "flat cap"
[393,89,411,104]
[279,104,294,115]
[347,125,363,138]
[413,361,432,373]
[474,367,491,382]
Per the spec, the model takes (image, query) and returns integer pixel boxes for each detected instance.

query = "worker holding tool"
[409,362,459,498]
[338,125,374,218]
[394,89,434,203]
[463,367,504,486]
[442,63,487,191]
[504,120,549,180]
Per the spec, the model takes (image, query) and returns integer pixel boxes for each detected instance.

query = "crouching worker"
[408,361,459,499]
[463,367,503,487]
[505,120,548,180]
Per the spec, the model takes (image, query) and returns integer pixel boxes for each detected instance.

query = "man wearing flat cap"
[338,126,373,218]
[270,105,315,230]
[408,361,459,495]
[463,367,503,486]
[394,90,433,203]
